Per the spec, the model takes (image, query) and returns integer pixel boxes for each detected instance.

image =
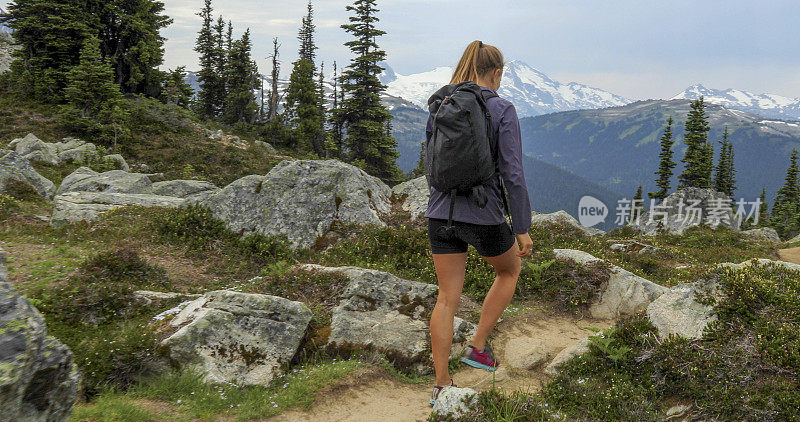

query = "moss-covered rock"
[159,290,313,386]
[0,248,82,421]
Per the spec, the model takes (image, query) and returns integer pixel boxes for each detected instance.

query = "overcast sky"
[150,0,800,100]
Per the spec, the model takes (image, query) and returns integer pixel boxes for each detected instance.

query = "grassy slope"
[0,90,796,421]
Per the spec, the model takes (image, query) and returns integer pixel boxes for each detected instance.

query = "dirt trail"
[271,306,613,422]
[778,247,800,265]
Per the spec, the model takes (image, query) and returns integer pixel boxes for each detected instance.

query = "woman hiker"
[425,40,533,405]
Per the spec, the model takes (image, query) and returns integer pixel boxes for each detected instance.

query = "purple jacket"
[423,86,532,234]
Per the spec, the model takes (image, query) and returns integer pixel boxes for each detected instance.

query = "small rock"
[102,154,130,171]
[531,210,605,236]
[254,140,277,154]
[133,290,202,306]
[665,404,692,420]
[504,337,550,370]
[718,258,800,272]
[741,227,781,243]
[544,337,591,376]
[432,387,478,418]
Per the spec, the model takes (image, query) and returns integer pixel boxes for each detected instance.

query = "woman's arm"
[496,102,532,235]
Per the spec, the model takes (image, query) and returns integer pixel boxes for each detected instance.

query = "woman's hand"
[516,233,533,258]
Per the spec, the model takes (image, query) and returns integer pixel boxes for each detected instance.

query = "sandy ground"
[778,247,800,265]
[270,306,613,422]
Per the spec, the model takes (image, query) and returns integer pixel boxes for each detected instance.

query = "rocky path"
[270,305,613,422]
[778,247,800,265]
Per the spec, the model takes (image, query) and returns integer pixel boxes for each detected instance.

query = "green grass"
[74,359,364,421]
[72,396,160,422]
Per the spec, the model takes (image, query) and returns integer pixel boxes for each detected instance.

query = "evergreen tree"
[161,66,193,108]
[213,16,227,112]
[649,117,676,201]
[60,36,128,146]
[714,126,736,197]
[1,0,95,98]
[284,1,324,155]
[91,0,171,96]
[758,187,770,226]
[632,185,644,223]
[194,0,222,118]
[678,97,712,189]
[221,29,259,125]
[267,37,281,122]
[770,150,800,238]
[328,61,344,158]
[338,0,402,183]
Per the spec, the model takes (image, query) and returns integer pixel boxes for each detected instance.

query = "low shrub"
[154,203,228,248]
[38,247,171,326]
[0,194,20,218]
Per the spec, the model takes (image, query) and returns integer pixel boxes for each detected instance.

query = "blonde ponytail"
[450,40,504,85]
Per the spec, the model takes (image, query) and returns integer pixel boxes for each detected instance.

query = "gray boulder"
[53,138,97,163]
[0,149,56,199]
[554,249,668,319]
[390,176,428,220]
[151,180,219,202]
[101,154,130,171]
[741,227,781,243]
[8,133,59,165]
[202,159,392,250]
[432,387,478,418]
[56,167,153,196]
[299,264,476,369]
[8,134,102,165]
[629,187,741,236]
[531,210,605,236]
[789,233,800,244]
[646,281,722,340]
[159,290,312,386]
[0,248,82,421]
[609,240,659,254]
[51,191,185,226]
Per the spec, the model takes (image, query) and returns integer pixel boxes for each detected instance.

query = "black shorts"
[428,217,516,257]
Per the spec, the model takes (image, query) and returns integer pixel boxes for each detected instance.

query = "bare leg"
[429,251,468,386]
[470,242,521,351]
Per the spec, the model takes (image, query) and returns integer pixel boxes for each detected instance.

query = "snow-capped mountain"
[381,60,631,117]
[671,84,800,121]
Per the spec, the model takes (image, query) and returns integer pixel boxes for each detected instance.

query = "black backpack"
[425,81,511,234]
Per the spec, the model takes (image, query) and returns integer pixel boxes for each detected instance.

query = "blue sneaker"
[460,343,498,372]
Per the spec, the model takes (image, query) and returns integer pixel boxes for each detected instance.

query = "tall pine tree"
[678,97,713,189]
[284,1,325,155]
[194,0,223,118]
[337,0,402,184]
[649,117,676,201]
[770,150,800,238]
[60,36,128,146]
[267,37,281,122]
[713,126,736,197]
[221,29,259,125]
